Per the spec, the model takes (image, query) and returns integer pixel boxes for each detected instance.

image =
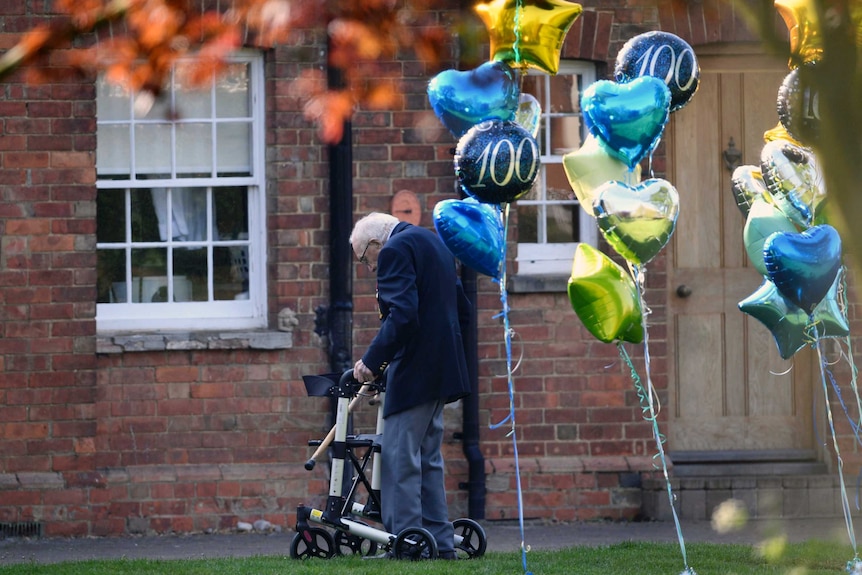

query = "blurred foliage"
[2,0,862,270]
[0,0,451,143]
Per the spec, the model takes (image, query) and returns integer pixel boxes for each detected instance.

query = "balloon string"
[814,325,859,562]
[513,0,522,68]
[487,203,532,575]
[824,361,862,512]
[627,265,691,573]
[617,341,690,573]
[824,364,862,449]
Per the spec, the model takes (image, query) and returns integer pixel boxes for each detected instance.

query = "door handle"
[723,137,742,173]
[676,285,692,298]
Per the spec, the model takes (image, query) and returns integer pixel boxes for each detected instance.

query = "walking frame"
[291,369,487,560]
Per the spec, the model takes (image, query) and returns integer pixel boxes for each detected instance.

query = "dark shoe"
[438,551,458,560]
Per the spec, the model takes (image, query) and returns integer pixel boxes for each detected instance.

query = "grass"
[1,540,858,575]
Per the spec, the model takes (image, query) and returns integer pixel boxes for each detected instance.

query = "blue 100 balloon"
[454,120,539,204]
[614,30,700,112]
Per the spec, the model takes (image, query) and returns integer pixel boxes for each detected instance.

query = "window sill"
[96,330,293,354]
[507,274,568,294]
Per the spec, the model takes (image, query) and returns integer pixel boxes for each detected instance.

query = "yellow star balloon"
[475,0,583,75]
[774,0,822,66]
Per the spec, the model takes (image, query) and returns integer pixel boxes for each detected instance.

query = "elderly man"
[350,212,471,560]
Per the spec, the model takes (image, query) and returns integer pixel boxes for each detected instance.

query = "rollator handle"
[304,369,375,471]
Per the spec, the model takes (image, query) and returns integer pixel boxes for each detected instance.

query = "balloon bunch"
[735,2,861,569]
[564,30,700,575]
[429,2,582,573]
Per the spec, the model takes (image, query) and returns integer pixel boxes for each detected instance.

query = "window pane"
[215,187,249,239]
[547,74,583,154]
[97,124,130,176]
[545,163,575,203]
[148,188,210,242]
[517,204,538,243]
[97,249,126,303]
[546,204,578,243]
[132,247,168,304]
[177,123,213,176]
[216,62,250,118]
[549,114,582,155]
[174,248,207,302]
[217,123,251,175]
[174,63,212,119]
[135,124,172,175]
[96,190,126,243]
[131,189,163,242]
[97,81,129,121]
[214,246,248,300]
[137,93,172,121]
[547,74,580,114]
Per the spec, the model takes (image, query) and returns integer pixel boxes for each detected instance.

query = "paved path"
[1,517,860,565]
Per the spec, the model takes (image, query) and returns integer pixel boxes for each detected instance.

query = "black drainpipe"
[323,37,353,375]
[458,263,486,519]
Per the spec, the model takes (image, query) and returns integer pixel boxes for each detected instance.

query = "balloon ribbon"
[812,324,861,571]
[489,203,533,575]
[626,264,695,575]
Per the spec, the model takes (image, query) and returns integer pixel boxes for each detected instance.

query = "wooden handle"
[304,383,374,470]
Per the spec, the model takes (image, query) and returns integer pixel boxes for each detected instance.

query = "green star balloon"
[738,272,849,360]
[567,243,643,344]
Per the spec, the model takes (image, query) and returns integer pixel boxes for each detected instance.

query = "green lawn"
[2,541,858,575]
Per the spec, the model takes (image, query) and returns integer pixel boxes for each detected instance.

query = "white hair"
[350,212,400,251]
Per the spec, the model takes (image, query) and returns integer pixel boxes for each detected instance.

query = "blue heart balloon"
[763,224,842,314]
[433,198,504,279]
[454,120,540,204]
[581,76,671,169]
[427,61,520,138]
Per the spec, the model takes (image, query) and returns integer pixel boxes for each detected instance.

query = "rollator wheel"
[453,517,487,559]
[393,526,438,560]
[334,527,379,556]
[290,527,335,559]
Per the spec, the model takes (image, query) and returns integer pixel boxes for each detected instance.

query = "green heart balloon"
[593,178,679,265]
[567,243,643,344]
[743,198,799,276]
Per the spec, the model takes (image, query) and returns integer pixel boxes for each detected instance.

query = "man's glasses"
[358,241,373,266]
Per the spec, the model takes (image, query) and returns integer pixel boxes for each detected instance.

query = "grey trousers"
[380,399,454,554]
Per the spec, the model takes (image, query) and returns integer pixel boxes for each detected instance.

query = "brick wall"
[0,0,101,533]
[0,0,826,537]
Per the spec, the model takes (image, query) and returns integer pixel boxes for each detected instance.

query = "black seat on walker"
[307,433,381,448]
[302,373,341,397]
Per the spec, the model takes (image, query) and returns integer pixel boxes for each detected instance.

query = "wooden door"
[667,49,815,456]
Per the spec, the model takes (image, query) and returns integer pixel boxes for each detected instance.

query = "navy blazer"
[361,222,471,418]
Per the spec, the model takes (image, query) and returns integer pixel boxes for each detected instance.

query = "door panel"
[668,51,814,455]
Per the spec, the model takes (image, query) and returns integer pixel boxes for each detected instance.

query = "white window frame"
[517,60,597,276]
[95,51,267,332]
